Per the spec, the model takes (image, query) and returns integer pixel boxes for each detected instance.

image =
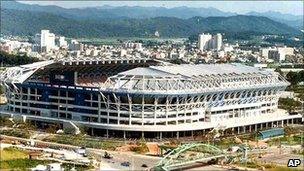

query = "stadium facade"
[0,57,302,139]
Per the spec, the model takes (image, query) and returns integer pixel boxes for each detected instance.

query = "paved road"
[255,146,304,169]
[2,135,303,170]
[185,165,232,171]
[1,135,161,170]
[98,152,160,170]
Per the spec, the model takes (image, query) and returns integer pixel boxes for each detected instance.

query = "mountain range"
[0,1,302,38]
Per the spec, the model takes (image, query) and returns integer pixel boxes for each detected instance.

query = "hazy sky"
[20,1,303,15]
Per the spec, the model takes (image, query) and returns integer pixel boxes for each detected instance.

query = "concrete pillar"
[142,132,145,138]
[160,132,162,140]
[191,131,194,139]
[243,126,246,133]
[255,124,257,132]
[237,127,240,134]
[271,122,273,128]
[277,121,279,127]
[177,132,179,139]
[260,123,263,130]
[123,131,126,139]
[106,129,109,138]
[249,125,252,132]
[291,119,294,125]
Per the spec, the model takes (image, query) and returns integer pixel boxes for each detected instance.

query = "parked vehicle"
[103,151,113,159]
[141,164,148,168]
[121,161,130,167]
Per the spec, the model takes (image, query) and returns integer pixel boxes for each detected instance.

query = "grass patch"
[0,129,31,138]
[0,147,28,161]
[0,159,52,170]
[0,159,93,170]
[43,135,123,150]
[214,138,238,149]
[267,166,301,171]
[267,135,304,146]
[236,160,301,171]
[62,163,94,171]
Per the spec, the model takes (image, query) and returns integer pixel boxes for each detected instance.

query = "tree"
[279,98,301,112]
[284,126,298,136]
[286,71,300,85]
[0,51,40,67]
[274,68,283,76]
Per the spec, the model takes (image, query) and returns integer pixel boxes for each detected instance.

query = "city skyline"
[19,0,303,15]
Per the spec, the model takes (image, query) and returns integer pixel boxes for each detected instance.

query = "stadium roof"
[107,63,289,94]
[118,63,272,78]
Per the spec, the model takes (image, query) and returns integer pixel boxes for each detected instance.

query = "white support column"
[237,127,240,134]
[243,126,246,133]
[154,97,157,125]
[123,131,126,139]
[98,94,101,123]
[107,95,110,124]
[276,121,279,127]
[117,95,121,125]
[106,129,109,138]
[141,95,144,126]
[160,132,162,140]
[128,95,132,125]
[255,124,257,132]
[165,97,169,125]
[249,125,252,132]
[177,132,179,139]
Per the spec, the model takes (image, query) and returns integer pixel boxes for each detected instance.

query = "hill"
[246,11,303,29]
[2,1,302,29]
[1,1,236,19]
[0,9,299,38]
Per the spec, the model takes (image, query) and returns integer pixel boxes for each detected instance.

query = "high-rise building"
[268,47,294,62]
[58,36,67,48]
[198,33,222,51]
[260,47,273,59]
[40,30,55,52]
[69,39,83,51]
[214,33,222,51]
[198,33,212,51]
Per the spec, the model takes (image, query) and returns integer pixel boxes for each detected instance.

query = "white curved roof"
[106,63,289,94]
[118,63,271,78]
[0,60,54,84]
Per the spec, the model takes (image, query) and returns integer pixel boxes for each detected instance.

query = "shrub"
[0,129,31,138]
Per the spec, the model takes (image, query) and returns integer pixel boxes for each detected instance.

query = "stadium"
[0,57,302,139]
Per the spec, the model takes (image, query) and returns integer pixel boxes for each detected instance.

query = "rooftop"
[118,63,272,78]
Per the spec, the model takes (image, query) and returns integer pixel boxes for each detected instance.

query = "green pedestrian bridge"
[154,143,227,171]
